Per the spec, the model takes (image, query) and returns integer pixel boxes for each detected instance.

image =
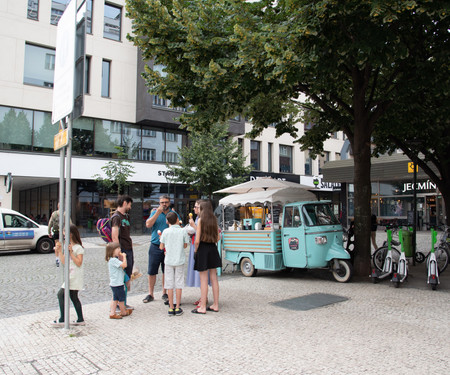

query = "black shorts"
[194,242,222,272]
[122,249,134,278]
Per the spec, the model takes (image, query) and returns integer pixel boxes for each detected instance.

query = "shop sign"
[402,180,436,193]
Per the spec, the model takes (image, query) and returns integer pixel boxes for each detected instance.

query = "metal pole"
[58,121,65,305]
[412,163,417,266]
[63,115,73,329]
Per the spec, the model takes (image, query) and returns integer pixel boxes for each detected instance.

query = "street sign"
[52,0,76,124]
[54,129,69,150]
[408,162,418,173]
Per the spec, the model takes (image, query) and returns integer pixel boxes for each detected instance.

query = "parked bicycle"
[415,224,449,273]
[372,225,401,271]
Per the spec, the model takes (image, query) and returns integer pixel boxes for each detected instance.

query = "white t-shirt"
[61,243,84,290]
[160,225,190,266]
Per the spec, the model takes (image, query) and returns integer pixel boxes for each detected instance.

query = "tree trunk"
[351,122,373,277]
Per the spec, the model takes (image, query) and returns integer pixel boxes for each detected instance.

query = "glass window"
[94,119,121,157]
[84,56,91,94]
[141,127,164,162]
[27,0,39,20]
[284,206,301,227]
[86,0,93,34]
[250,141,260,170]
[33,111,58,152]
[3,214,37,229]
[140,129,156,137]
[73,117,94,155]
[279,145,292,173]
[268,143,273,172]
[101,60,110,97]
[335,152,341,160]
[141,148,156,161]
[380,197,414,218]
[51,0,70,25]
[304,150,312,176]
[0,106,33,151]
[302,204,339,226]
[165,131,182,162]
[24,44,55,88]
[162,151,179,163]
[122,124,141,159]
[318,151,329,174]
[104,3,121,41]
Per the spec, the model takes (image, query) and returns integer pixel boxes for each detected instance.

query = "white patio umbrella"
[214,177,313,194]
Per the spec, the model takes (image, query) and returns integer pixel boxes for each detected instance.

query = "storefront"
[322,154,444,229]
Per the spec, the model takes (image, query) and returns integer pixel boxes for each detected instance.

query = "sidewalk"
[1,265,449,374]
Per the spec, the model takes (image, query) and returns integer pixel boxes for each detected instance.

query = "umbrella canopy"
[214,177,313,194]
[219,187,317,206]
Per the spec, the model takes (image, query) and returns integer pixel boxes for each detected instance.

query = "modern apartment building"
[0,0,344,234]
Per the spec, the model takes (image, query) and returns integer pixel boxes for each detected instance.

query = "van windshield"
[302,204,339,226]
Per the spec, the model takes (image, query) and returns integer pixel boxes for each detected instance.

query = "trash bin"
[87,219,93,230]
[401,229,413,257]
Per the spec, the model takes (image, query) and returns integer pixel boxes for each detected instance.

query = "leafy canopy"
[166,122,252,198]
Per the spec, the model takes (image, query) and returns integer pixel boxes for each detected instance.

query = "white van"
[0,208,54,253]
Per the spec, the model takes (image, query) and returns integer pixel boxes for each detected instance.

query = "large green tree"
[167,122,252,198]
[126,0,448,276]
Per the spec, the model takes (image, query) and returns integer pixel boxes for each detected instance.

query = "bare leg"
[208,269,219,311]
[197,271,209,313]
[371,232,377,252]
[168,289,174,309]
[110,299,118,316]
[162,273,167,295]
[117,301,127,315]
[148,274,156,296]
[175,289,182,309]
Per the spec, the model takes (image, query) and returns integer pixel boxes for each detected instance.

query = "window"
[0,106,33,151]
[94,119,120,157]
[165,132,178,142]
[141,148,156,161]
[45,53,55,70]
[304,150,313,176]
[104,3,121,41]
[142,128,164,162]
[27,0,39,20]
[335,152,341,160]
[318,151,330,173]
[72,117,94,156]
[84,56,91,94]
[101,60,111,97]
[250,141,260,170]
[162,151,178,163]
[284,206,301,228]
[24,44,55,88]
[140,129,156,137]
[122,124,141,159]
[51,0,70,25]
[3,214,37,229]
[33,111,58,152]
[86,0,93,34]
[279,145,292,173]
[268,143,273,172]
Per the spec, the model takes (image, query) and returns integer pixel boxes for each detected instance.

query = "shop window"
[94,119,121,157]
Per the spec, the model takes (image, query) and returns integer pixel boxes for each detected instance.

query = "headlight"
[315,236,327,245]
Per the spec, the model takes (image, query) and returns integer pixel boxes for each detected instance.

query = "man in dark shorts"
[143,195,180,303]
[111,195,134,297]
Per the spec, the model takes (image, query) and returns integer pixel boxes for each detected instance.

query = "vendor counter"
[222,229,282,253]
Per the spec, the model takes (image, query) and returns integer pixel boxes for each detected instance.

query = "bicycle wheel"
[427,245,449,273]
[372,247,401,272]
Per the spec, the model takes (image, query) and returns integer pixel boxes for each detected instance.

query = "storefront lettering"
[320,181,341,190]
[158,170,175,177]
[402,180,436,193]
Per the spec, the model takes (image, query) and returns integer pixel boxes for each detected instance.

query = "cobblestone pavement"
[1,232,449,374]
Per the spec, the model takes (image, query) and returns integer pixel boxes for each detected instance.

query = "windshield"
[302,204,339,226]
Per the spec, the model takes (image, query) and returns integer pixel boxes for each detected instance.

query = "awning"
[322,154,438,183]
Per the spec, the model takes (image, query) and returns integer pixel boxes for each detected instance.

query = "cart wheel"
[331,259,353,283]
[394,281,400,288]
[240,257,257,277]
[431,284,437,291]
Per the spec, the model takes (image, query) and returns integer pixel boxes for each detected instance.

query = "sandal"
[191,308,206,315]
[109,314,122,320]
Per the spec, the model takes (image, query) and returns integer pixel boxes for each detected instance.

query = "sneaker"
[168,308,175,316]
[109,314,122,320]
[72,321,86,326]
[162,293,169,302]
[51,320,64,327]
[174,308,183,316]
[143,294,154,303]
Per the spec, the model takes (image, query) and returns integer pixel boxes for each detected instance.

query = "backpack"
[96,213,119,243]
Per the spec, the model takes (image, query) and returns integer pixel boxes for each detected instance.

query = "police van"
[0,208,54,253]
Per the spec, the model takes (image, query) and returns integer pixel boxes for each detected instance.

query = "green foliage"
[166,122,252,198]
[93,146,135,195]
